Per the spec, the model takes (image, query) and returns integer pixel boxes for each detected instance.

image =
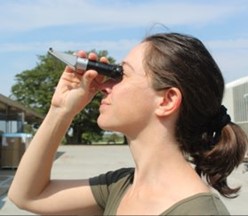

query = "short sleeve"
[89,168,134,209]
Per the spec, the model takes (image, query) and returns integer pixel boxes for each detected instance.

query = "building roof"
[226,76,248,88]
[0,93,43,123]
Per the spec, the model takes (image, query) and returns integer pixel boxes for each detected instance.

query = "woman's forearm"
[8,52,101,212]
[8,107,74,205]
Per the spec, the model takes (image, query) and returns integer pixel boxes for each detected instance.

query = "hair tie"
[203,105,231,149]
[211,105,231,132]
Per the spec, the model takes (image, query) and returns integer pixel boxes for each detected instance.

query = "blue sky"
[0,0,248,96]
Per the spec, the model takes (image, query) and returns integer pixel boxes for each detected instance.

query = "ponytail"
[194,123,247,198]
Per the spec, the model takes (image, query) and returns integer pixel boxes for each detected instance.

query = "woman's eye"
[113,75,123,82]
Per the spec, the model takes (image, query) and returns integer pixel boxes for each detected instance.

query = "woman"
[8,32,248,215]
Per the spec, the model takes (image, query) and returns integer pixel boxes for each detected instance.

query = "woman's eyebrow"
[121,61,134,71]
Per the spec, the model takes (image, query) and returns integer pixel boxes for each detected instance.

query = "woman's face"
[97,42,159,137]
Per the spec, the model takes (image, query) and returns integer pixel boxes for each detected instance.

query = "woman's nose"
[98,79,113,94]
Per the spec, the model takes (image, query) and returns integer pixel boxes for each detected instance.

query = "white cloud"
[0,39,138,62]
[0,39,137,52]
[0,0,243,32]
[2,36,248,81]
[1,0,247,96]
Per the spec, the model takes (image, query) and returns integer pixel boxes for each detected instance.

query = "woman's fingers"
[76,50,87,58]
[69,51,110,90]
[100,56,109,64]
[88,52,98,61]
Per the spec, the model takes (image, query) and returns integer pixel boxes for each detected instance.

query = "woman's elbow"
[8,188,31,211]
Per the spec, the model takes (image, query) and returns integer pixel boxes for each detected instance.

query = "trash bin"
[0,133,32,168]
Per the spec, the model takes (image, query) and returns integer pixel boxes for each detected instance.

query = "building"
[0,93,44,168]
[223,76,248,135]
[0,93,43,133]
[222,76,248,160]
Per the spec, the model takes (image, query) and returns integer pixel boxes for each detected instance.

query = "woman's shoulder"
[89,167,134,210]
[89,167,134,187]
[162,192,230,215]
[107,167,134,184]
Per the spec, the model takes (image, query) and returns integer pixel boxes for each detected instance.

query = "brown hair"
[143,33,248,198]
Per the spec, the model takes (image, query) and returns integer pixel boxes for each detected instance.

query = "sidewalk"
[0,145,247,215]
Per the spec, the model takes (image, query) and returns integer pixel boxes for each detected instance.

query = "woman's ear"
[155,87,182,117]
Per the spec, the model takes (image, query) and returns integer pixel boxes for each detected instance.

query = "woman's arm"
[8,51,104,215]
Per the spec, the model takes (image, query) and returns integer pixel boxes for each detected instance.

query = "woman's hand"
[51,50,107,116]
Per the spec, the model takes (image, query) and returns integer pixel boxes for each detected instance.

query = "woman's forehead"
[122,42,148,69]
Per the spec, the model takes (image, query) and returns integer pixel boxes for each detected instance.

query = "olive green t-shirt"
[89,168,230,215]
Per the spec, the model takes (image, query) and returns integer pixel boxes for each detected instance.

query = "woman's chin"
[97,120,121,133]
[97,118,113,131]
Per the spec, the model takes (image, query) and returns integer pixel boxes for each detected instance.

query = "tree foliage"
[11,50,116,144]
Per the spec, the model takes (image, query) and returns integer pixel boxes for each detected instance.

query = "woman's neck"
[127,131,209,196]
[129,137,186,182]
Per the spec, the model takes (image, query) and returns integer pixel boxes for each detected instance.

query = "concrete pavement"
[0,145,247,215]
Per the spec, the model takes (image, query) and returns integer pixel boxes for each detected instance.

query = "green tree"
[11,50,116,144]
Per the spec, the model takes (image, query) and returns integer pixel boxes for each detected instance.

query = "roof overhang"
[0,94,44,123]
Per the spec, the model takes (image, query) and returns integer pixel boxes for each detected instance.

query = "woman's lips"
[100,100,110,110]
